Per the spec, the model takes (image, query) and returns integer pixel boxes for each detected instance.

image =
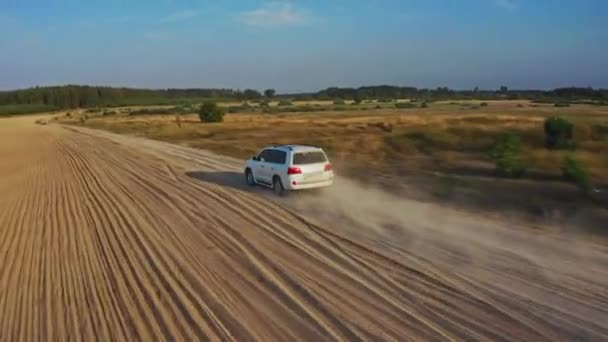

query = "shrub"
[554,102,571,107]
[590,123,608,141]
[278,100,293,106]
[480,102,488,107]
[420,102,429,108]
[375,105,382,109]
[395,102,417,109]
[375,122,393,133]
[490,132,527,178]
[198,102,225,123]
[562,155,591,193]
[227,106,242,113]
[544,116,574,149]
[259,100,271,107]
[333,99,346,105]
[517,103,525,108]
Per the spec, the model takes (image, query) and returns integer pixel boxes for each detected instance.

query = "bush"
[554,102,571,107]
[490,132,527,178]
[544,117,574,149]
[420,102,429,108]
[480,102,488,107]
[227,106,242,113]
[259,100,271,107]
[562,155,591,193]
[395,102,417,109]
[591,123,608,141]
[333,99,346,105]
[375,122,393,133]
[198,102,225,123]
[278,100,293,106]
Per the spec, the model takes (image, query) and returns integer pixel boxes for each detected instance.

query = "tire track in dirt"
[1,117,607,341]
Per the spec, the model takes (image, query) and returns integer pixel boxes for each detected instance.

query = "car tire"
[245,169,256,186]
[273,176,284,196]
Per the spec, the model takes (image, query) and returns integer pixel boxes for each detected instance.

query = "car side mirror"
[251,156,257,161]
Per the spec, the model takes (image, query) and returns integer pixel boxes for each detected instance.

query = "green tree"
[198,102,225,123]
[544,117,574,149]
[562,155,591,193]
[490,132,527,178]
[264,89,276,99]
[243,89,262,100]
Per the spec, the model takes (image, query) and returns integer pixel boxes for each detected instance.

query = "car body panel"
[245,145,334,193]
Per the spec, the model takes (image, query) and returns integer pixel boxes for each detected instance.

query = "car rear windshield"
[293,151,327,165]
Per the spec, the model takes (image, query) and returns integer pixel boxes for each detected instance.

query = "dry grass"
[53,100,608,227]
[74,100,608,185]
[64,100,608,223]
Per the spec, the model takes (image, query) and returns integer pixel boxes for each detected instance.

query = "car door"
[267,149,288,178]
[255,149,273,184]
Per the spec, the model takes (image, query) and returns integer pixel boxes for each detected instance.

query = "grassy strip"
[0,104,60,116]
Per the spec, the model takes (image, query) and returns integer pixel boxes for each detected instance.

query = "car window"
[262,149,286,164]
[258,149,272,161]
[293,151,327,165]
[272,150,287,164]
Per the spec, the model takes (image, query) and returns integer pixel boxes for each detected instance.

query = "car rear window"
[293,151,327,165]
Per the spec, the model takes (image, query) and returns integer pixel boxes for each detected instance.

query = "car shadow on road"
[186,170,288,198]
[185,171,253,191]
[185,171,326,200]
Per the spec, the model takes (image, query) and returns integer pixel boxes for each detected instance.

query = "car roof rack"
[268,144,320,151]
[269,144,293,150]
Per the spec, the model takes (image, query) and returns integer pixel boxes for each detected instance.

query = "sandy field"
[1,115,607,341]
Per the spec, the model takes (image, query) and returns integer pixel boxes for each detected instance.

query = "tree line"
[0,86,268,109]
[1,85,606,110]
[289,86,608,102]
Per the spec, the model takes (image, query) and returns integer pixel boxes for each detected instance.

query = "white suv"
[244,145,334,195]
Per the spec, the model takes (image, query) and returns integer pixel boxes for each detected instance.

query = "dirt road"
[1,116,607,341]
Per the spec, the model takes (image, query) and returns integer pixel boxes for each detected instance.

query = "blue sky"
[1,0,607,92]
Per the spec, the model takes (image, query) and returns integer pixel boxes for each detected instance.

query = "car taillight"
[324,164,333,171]
[288,167,302,175]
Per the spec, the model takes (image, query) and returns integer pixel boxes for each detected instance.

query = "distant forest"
[1,85,607,113]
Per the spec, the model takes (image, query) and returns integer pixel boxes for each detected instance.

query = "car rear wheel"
[273,177,284,196]
[245,169,256,186]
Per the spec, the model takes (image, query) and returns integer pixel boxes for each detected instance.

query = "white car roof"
[268,145,323,153]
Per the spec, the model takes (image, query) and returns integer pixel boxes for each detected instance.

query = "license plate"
[305,171,323,179]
